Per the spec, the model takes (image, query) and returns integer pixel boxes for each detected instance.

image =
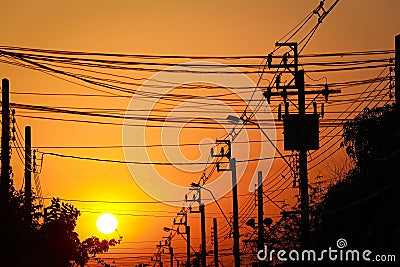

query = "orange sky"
[1,1,400,266]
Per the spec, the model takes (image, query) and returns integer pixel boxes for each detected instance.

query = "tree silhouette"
[310,103,400,266]
[1,186,119,267]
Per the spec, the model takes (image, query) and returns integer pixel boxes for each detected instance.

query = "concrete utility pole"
[212,142,240,266]
[25,126,32,224]
[297,69,310,248]
[213,218,219,267]
[264,42,340,248]
[257,171,264,262]
[230,158,240,267]
[186,225,191,267]
[169,247,174,267]
[395,34,400,105]
[1,78,11,205]
[189,186,206,267]
[200,203,206,267]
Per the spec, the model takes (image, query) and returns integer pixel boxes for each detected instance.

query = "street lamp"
[190,183,231,227]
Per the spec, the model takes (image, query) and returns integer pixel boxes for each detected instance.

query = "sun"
[96,213,118,235]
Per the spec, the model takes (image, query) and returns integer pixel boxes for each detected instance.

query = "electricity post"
[24,126,32,224]
[169,247,174,267]
[186,225,191,267]
[257,171,264,263]
[173,211,191,267]
[213,218,219,267]
[395,34,400,105]
[188,185,206,267]
[263,42,340,248]
[1,78,11,207]
[230,158,240,267]
[212,141,240,266]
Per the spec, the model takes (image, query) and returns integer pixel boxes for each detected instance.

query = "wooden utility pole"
[25,126,32,224]
[213,218,219,267]
[1,78,11,204]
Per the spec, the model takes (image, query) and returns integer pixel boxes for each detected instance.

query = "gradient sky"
[1,1,400,266]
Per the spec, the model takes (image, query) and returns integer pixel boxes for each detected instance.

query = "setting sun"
[96,213,118,235]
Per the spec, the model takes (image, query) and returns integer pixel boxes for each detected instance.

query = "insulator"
[278,104,282,121]
[285,102,289,116]
[282,87,287,102]
[267,53,272,69]
[321,103,325,118]
[266,87,271,104]
[282,53,288,67]
[324,83,329,102]
[276,74,281,88]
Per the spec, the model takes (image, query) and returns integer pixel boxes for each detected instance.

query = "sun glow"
[96,213,118,235]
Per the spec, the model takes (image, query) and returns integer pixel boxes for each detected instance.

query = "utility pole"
[25,126,32,224]
[200,203,206,267]
[172,211,191,267]
[212,141,240,266]
[213,218,219,267]
[297,70,310,248]
[230,158,240,267]
[263,42,340,248]
[186,225,191,267]
[395,34,400,105]
[1,78,11,206]
[257,171,264,263]
[189,186,206,267]
[169,247,174,267]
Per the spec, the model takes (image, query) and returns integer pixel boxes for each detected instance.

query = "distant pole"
[170,247,174,267]
[213,218,219,267]
[395,34,400,105]
[257,171,264,260]
[186,225,191,267]
[200,203,206,267]
[230,158,240,267]
[25,126,32,224]
[1,78,11,204]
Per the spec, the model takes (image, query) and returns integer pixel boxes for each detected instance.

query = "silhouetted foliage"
[342,103,400,171]
[1,186,119,267]
[310,104,400,266]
